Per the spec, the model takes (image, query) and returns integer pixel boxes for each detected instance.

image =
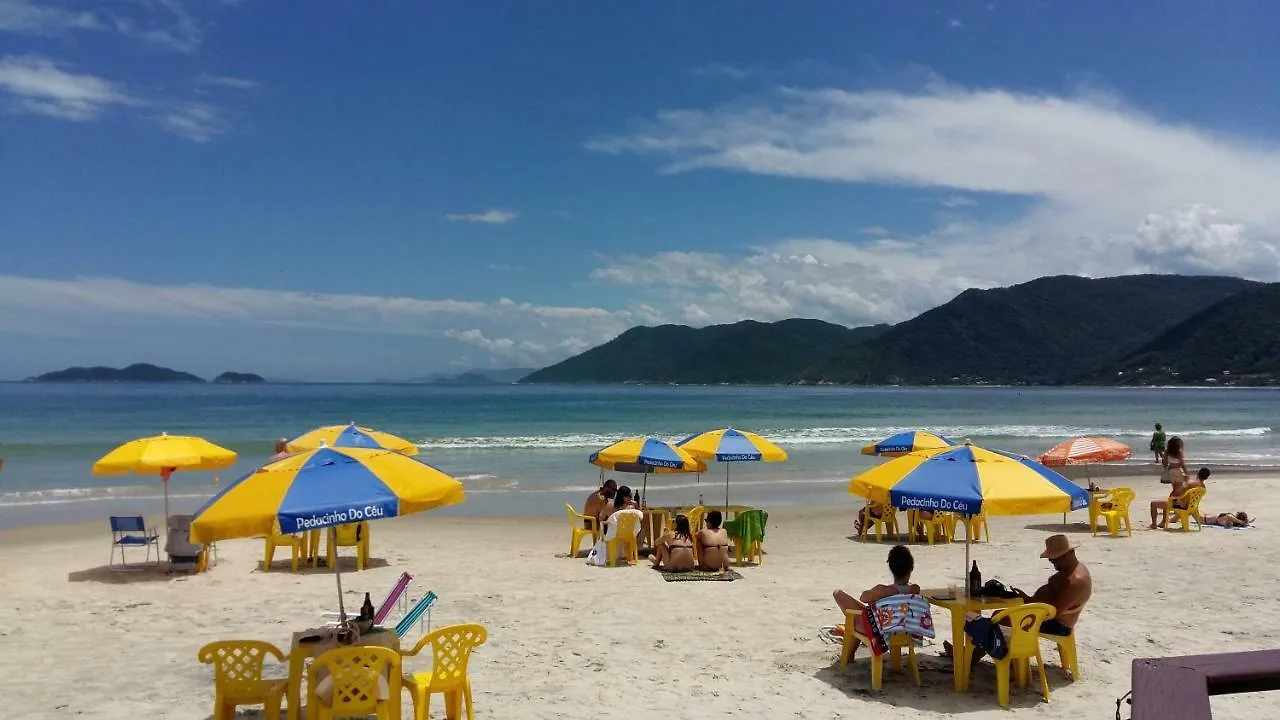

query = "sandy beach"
[3,472,1278,719]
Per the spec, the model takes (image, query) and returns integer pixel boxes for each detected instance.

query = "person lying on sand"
[1200,510,1251,528]
[833,545,920,658]
[696,510,731,571]
[650,514,696,572]
[1150,467,1209,529]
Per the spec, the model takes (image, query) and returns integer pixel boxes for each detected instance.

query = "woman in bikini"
[650,514,696,571]
[696,510,732,571]
[1162,436,1188,485]
[1200,510,1251,528]
[832,545,920,657]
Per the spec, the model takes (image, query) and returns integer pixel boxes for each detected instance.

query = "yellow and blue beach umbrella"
[849,443,1088,517]
[861,430,954,458]
[190,446,464,543]
[589,437,706,503]
[677,427,788,505]
[286,423,419,456]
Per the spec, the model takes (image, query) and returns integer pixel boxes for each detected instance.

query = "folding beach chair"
[109,515,159,570]
[394,591,439,639]
[322,571,415,627]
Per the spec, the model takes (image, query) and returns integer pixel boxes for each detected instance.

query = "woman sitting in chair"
[598,485,637,531]
[696,510,732,571]
[650,514,696,572]
[854,501,887,536]
[832,545,920,656]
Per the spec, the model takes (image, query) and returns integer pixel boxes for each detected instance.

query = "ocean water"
[0,383,1276,528]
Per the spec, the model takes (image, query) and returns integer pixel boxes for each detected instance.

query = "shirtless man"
[583,479,617,528]
[950,534,1090,662]
[1150,467,1209,529]
[696,510,732,571]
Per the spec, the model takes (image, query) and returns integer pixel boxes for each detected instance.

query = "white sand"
[2,474,1279,719]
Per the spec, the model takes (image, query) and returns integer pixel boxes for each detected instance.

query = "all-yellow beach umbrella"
[677,427,787,505]
[286,422,419,456]
[93,433,238,533]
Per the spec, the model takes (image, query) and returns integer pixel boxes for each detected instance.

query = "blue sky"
[2,1,1279,381]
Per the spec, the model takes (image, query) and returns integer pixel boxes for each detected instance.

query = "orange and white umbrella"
[1037,437,1132,467]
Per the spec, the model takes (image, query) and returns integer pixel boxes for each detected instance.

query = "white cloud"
[194,74,258,90]
[0,54,135,120]
[110,0,202,53]
[443,209,520,224]
[938,194,976,208]
[0,275,646,372]
[487,264,523,273]
[0,0,102,34]
[949,18,964,29]
[860,226,890,236]
[157,101,230,142]
[584,81,1280,321]
[0,54,239,140]
[692,62,751,80]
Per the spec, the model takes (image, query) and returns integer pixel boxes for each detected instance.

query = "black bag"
[981,579,1019,599]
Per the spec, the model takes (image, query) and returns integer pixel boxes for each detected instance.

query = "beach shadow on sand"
[1023,522,1097,535]
[256,556,391,574]
[814,653,1079,711]
[68,563,194,584]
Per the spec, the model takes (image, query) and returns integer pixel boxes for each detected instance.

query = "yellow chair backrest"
[309,646,400,714]
[1178,486,1207,514]
[197,640,284,696]
[685,505,707,533]
[613,511,639,539]
[991,603,1055,657]
[334,522,364,545]
[1107,488,1136,511]
[566,503,594,526]
[412,623,488,689]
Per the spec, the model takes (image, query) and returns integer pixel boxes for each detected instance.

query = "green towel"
[723,509,767,549]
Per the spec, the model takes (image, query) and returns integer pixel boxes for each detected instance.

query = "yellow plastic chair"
[197,640,288,720]
[963,513,990,543]
[400,623,488,720]
[262,533,306,571]
[908,510,952,544]
[327,522,371,571]
[860,505,898,543]
[606,511,641,566]
[839,608,920,690]
[1040,626,1081,681]
[307,645,401,720]
[565,503,599,557]
[1094,488,1136,537]
[961,603,1055,706]
[1168,486,1206,532]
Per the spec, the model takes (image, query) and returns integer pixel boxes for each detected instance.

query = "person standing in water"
[1149,423,1167,464]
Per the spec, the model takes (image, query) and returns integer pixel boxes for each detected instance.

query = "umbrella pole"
[641,471,649,506]
[332,527,348,623]
[725,464,730,507]
[963,520,972,601]
[161,467,172,543]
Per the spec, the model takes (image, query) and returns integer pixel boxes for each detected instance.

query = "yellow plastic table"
[923,589,1024,691]
[285,627,400,720]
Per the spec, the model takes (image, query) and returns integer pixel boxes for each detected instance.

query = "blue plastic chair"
[394,591,439,639]
[109,515,159,570]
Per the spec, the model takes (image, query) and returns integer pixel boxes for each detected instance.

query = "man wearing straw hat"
[950,535,1091,663]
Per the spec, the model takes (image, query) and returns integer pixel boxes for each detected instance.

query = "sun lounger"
[322,571,414,627]
[394,591,438,639]
[109,515,159,570]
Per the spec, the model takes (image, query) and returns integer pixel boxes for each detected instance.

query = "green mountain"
[1097,283,1280,386]
[521,319,889,384]
[28,363,206,383]
[803,274,1260,385]
[524,274,1264,386]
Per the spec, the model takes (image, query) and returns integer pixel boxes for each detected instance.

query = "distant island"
[521,274,1280,387]
[27,363,265,384]
[213,371,265,384]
